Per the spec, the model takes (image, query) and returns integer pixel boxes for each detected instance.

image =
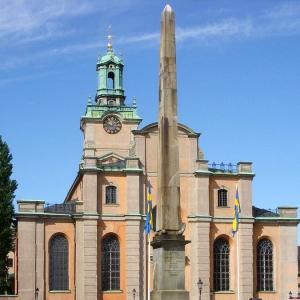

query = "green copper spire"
[96,26,125,106]
[81,29,142,124]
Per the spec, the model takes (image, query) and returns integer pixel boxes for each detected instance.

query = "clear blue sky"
[0,1,299,241]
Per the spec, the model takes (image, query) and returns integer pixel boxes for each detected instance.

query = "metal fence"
[45,203,76,214]
[208,162,237,173]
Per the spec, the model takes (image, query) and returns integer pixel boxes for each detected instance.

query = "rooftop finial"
[107,25,113,52]
[132,96,137,107]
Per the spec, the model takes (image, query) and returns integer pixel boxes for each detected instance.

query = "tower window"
[106,186,117,204]
[213,237,230,291]
[218,189,228,207]
[49,234,69,291]
[108,99,115,106]
[257,239,273,291]
[107,72,115,89]
[101,235,120,291]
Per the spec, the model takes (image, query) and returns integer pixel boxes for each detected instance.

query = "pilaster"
[125,218,144,300]
[35,220,45,300]
[75,219,84,300]
[278,223,298,299]
[125,158,142,214]
[82,169,98,213]
[17,200,45,300]
[18,220,36,300]
[83,219,98,300]
[190,221,210,300]
[237,222,254,299]
[237,162,254,218]
[193,160,210,216]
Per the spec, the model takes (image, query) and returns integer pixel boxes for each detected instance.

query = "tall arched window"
[106,186,117,204]
[102,235,120,291]
[213,238,230,291]
[49,234,69,291]
[257,239,273,291]
[218,189,228,207]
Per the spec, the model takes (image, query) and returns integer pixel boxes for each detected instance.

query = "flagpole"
[147,234,151,300]
[237,229,240,300]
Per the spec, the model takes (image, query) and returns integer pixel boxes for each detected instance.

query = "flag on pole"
[144,182,153,235]
[232,186,241,237]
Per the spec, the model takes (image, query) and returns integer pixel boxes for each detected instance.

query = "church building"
[13,33,299,300]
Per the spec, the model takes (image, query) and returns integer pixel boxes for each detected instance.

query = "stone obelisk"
[151,4,189,300]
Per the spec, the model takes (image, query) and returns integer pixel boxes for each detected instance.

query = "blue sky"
[0,0,299,240]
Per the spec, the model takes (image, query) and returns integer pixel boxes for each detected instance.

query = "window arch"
[101,235,120,291]
[213,237,230,291]
[257,239,273,291]
[107,72,115,89]
[218,188,228,207]
[106,185,117,204]
[49,234,69,291]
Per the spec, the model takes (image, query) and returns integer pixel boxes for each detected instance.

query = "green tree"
[0,136,17,294]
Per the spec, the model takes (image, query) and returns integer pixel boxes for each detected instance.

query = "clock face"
[103,115,122,134]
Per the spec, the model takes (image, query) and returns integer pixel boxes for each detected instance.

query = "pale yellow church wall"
[145,132,158,173]
[45,220,75,300]
[99,220,126,300]
[98,174,127,214]
[178,134,197,173]
[210,223,237,300]
[143,126,198,174]
[69,180,82,202]
[209,177,239,217]
[253,224,280,300]
[86,122,138,158]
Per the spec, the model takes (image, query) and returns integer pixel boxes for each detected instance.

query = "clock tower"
[80,34,142,158]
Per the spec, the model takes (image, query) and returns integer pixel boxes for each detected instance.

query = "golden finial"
[107,25,113,52]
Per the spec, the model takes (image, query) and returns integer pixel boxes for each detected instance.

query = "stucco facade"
[9,42,299,300]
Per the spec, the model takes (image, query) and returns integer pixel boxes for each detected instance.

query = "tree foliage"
[0,136,17,294]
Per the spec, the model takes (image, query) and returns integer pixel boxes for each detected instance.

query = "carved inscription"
[164,250,183,275]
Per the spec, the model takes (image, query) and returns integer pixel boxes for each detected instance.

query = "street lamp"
[132,288,136,300]
[197,278,203,300]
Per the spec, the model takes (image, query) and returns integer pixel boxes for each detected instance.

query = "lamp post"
[197,278,203,300]
[132,288,136,300]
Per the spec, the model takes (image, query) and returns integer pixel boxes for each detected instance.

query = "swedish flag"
[232,186,241,237]
[144,183,153,235]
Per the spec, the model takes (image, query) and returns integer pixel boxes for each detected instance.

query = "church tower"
[96,30,125,106]
[81,33,141,158]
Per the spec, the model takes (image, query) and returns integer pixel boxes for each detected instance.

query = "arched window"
[213,238,230,291]
[257,239,273,291]
[107,72,114,89]
[101,235,120,291]
[106,186,117,204]
[49,234,69,291]
[218,189,227,207]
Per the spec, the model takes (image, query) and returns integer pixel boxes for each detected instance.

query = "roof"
[98,50,123,65]
[252,206,280,217]
[135,122,200,137]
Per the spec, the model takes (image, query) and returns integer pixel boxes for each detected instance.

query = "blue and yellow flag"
[232,186,241,237]
[144,183,153,235]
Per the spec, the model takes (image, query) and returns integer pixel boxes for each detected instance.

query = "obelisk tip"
[163,4,173,13]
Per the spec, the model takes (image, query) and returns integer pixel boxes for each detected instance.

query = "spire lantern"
[95,27,125,106]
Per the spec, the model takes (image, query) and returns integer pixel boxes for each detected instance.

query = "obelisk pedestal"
[151,235,189,300]
[151,4,189,300]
